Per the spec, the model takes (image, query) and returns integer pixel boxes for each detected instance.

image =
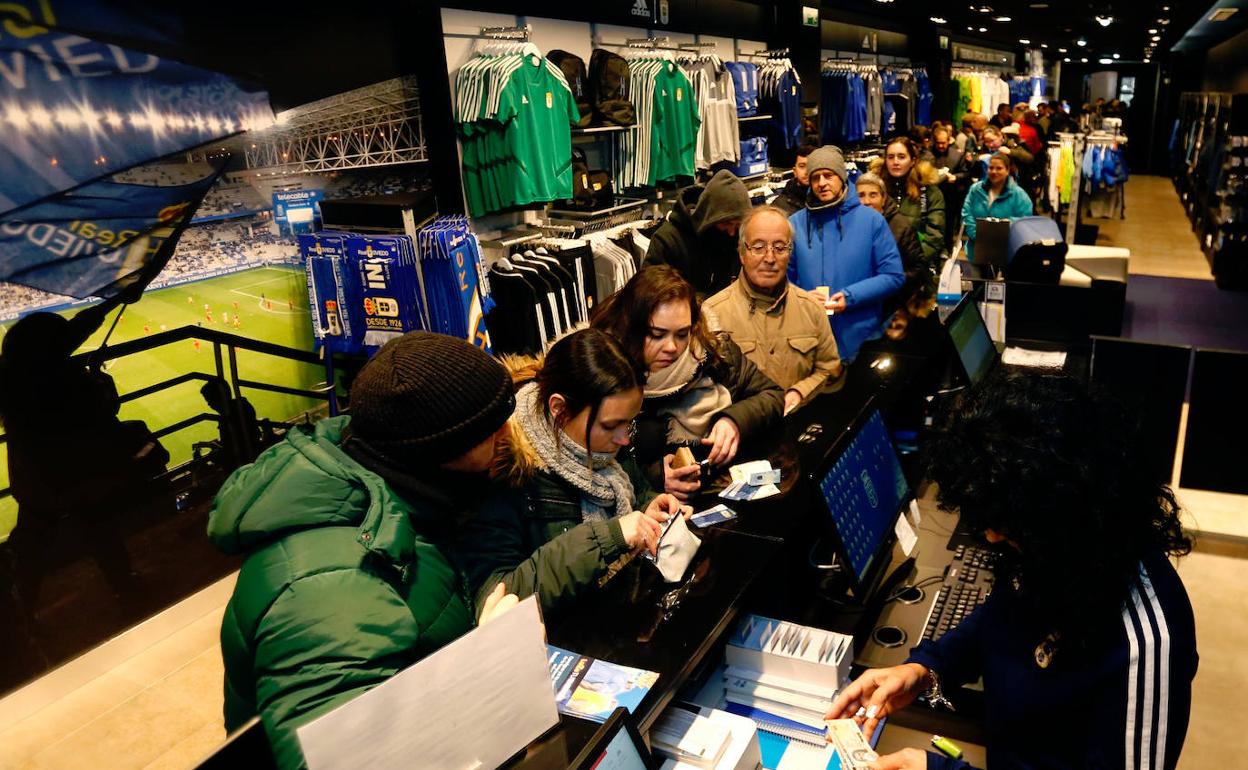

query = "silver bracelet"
[925,669,957,712]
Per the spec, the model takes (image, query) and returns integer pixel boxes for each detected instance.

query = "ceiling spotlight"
[930,16,948,23]
[1148,28,1157,33]
[979,26,988,32]
[1099,57,1114,64]
[1081,57,1088,62]
[1064,57,1072,62]
[1059,47,1068,52]
[1113,53,1120,59]
[1041,43,1049,48]
[1152,34,1161,41]
[1160,18,1169,24]
[1095,15,1113,26]
[1020,38,1031,44]
[993,15,1012,21]
[1162,5,1170,9]
[1077,38,1087,46]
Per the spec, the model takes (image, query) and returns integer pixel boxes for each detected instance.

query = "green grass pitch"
[0,265,324,539]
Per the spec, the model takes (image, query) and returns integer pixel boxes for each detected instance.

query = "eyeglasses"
[744,242,792,257]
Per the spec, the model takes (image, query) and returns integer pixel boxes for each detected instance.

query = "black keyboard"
[921,545,1001,642]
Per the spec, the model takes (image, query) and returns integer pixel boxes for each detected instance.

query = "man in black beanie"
[208,332,516,770]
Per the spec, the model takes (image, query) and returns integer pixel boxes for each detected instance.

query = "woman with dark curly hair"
[828,372,1197,770]
[591,265,784,499]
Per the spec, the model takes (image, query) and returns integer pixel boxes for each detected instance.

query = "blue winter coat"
[961,177,1034,259]
[788,192,904,362]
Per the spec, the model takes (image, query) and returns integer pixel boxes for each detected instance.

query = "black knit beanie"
[348,332,514,466]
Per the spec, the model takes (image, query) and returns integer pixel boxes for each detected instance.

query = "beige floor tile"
[145,650,226,724]
[140,722,227,770]
[0,671,148,769]
[110,610,224,689]
[1175,550,1248,767]
[1095,176,1214,281]
[21,680,214,770]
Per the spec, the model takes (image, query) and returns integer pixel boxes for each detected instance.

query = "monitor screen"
[817,410,910,586]
[948,297,997,386]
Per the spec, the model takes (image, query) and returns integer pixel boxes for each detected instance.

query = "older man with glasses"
[704,205,842,416]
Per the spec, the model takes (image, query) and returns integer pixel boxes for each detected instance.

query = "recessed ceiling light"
[1095,15,1113,26]
[1077,38,1087,46]
[1112,53,1120,59]
[1041,43,1049,48]
[930,16,948,23]
[979,26,988,32]
[1162,5,1170,9]
[1148,28,1158,33]
[1059,47,1068,52]
[994,15,1012,21]
[1209,8,1238,21]
[1152,34,1162,41]
[1099,57,1114,63]
[1064,57,1072,62]
[1081,57,1088,62]
[1020,38,1031,44]
[1160,18,1169,24]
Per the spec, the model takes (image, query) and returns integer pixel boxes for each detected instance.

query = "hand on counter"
[701,417,740,466]
[826,662,929,737]
[663,453,703,501]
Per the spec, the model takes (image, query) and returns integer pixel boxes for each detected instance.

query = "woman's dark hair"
[589,265,723,375]
[536,328,642,461]
[925,371,1191,644]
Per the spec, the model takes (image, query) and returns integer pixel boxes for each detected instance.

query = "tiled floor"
[0,579,232,770]
[1095,175,1214,281]
[0,175,1243,770]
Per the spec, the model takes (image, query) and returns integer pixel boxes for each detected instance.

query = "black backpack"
[567,148,614,211]
[588,49,636,127]
[547,50,592,128]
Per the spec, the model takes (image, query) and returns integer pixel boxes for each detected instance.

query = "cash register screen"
[947,295,998,387]
[817,410,910,588]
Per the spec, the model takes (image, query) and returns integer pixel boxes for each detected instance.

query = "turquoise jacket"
[961,177,1034,259]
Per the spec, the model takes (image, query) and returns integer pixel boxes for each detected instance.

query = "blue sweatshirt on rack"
[907,551,1197,770]
[788,191,903,362]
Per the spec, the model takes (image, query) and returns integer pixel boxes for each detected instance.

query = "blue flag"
[0,164,224,298]
[0,1,272,298]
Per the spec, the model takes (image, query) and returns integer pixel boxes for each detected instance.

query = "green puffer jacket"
[208,416,474,770]
[454,421,658,620]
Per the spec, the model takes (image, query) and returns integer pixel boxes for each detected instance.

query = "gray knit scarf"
[514,382,636,522]
[644,340,733,445]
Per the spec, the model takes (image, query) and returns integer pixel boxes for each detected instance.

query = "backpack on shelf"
[588,49,636,127]
[547,49,593,128]
[565,147,615,211]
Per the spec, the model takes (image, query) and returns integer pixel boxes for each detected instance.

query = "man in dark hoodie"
[769,143,817,216]
[643,168,752,297]
[787,146,903,362]
[208,332,516,769]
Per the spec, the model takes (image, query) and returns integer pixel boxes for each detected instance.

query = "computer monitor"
[946,293,999,387]
[570,708,658,770]
[972,217,1011,267]
[813,410,911,598]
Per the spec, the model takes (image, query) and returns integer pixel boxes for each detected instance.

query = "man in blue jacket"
[788,145,903,362]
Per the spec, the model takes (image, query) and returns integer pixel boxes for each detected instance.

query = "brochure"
[546,645,660,723]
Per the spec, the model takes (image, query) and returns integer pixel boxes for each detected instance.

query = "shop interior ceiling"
[906,0,1207,62]
[1170,0,1248,51]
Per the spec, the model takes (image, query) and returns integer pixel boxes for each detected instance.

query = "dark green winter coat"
[454,403,660,619]
[208,416,474,770]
